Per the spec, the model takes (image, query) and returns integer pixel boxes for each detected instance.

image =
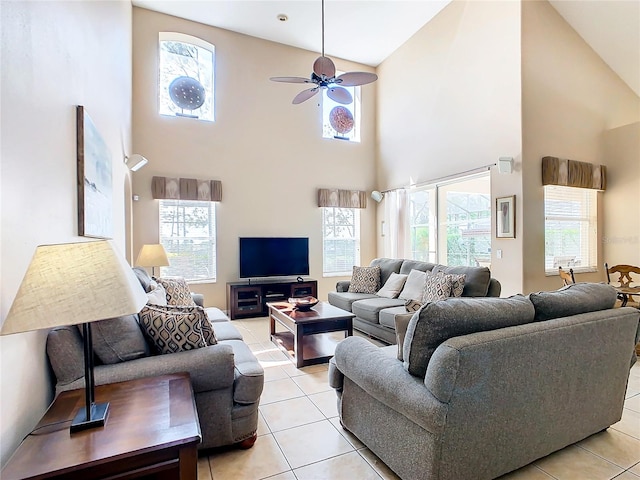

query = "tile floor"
[198,316,640,480]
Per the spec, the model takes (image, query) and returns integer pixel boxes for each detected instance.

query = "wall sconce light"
[371,190,384,203]
[124,154,148,172]
[498,157,514,174]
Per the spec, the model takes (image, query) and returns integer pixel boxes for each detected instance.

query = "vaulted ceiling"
[132,0,640,97]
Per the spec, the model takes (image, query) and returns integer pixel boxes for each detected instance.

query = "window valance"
[542,156,606,191]
[317,189,367,209]
[152,176,222,201]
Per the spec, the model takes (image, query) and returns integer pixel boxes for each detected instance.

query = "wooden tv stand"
[227,278,318,319]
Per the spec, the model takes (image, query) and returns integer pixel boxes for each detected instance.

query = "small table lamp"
[0,240,147,432]
[135,244,170,276]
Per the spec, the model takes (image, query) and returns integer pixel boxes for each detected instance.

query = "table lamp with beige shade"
[135,244,170,276]
[0,240,147,432]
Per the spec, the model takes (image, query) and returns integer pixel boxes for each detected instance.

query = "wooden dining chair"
[558,266,575,287]
[605,263,640,307]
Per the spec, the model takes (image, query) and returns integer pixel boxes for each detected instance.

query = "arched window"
[159,32,214,122]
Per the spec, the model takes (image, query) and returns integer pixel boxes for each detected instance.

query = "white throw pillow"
[399,269,427,301]
[146,283,167,306]
[377,273,408,299]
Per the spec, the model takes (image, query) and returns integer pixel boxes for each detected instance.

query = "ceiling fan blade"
[335,72,378,86]
[270,76,313,84]
[292,87,320,105]
[313,56,336,78]
[327,86,353,105]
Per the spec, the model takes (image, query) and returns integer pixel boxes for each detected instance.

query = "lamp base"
[70,402,110,433]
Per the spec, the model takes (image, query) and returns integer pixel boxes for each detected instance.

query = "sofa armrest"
[56,343,235,396]
[192,293,204,307]
[336,281,351,292]
[334,336,447,435]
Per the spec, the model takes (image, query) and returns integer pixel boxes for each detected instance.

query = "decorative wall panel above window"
[542,156,606,190]
[317,189,367,209]
[152,176,222,202]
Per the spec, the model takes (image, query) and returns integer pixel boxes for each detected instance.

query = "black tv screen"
[239,237,309,278]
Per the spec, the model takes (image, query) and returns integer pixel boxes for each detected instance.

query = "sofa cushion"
[139,304,207,354]
[147,283,168,306]
[348,265,381,294]
[379,305,414,329]
[46,326,86,385]
[370,258,404,286]
[328,291,378,312]
[89,314,150,364]
[352,297,406,324]
[205,307,231,323]
[212,321,244,341]
[403,295,535,377]
[528,283,617,321]
[399,269,427,301]
[422,273,454,302]
[432,264,491,297]
[156,276,197,306]
[399,260,437,275]
[133,266,156,293]
[377,273,408,299]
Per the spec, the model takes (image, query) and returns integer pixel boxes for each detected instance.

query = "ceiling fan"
[270,0,378,105]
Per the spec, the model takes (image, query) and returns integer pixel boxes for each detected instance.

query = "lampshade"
[1,240,147,335]
[135,244,170,268]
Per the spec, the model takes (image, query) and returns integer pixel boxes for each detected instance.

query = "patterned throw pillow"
[156,277,196,306]
[422,272,454,303]
[448,273,466,297]
[404,299,423,312]
[138,304,207,354]
[348,265,381,294]
[200,316,218,346]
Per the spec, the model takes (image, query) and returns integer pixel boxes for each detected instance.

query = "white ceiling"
[132,0,640,96]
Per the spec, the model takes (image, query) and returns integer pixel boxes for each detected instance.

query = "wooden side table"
[1,373,201,480]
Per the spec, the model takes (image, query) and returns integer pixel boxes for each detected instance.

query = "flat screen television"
[239,237,309,278]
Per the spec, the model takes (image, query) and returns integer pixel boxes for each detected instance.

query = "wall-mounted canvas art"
[496,195,515,239]
[77,105,113,238]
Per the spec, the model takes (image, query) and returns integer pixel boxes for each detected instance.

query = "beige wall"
[131,8,377,306]
[376,1,524,296]
[602,122,640,266]
[521,0,640,294]
[0,1,132,466]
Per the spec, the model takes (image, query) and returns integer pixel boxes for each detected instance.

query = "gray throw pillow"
[403,295,535,378]
[348,265,381,294]
[88,314,150,364]
[399,269,427,301]
[528,283,617,321]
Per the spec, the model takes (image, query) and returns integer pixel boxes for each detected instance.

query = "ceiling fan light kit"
[270,0,378,105]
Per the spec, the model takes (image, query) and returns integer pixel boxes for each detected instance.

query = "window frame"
[544,185,598,275]
[158,199,217,283]
[158,32,215,122]
[321,206,361,277]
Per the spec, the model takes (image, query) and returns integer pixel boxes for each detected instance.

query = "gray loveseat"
[46,268,264,451]
[329,283,640,480]
[328,258,501,343]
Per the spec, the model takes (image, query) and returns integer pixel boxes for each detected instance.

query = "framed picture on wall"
[496,195,515,239]
[77,105,113,239]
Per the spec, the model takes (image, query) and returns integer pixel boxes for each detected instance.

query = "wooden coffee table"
[268,301,355,368]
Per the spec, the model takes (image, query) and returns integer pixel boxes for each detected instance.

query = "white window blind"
[159,199,217,281]
[544,185,597,274]
[322,207,360,276]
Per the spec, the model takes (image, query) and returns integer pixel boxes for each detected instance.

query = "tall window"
[322,83,361,142]
[322,207,360,276]
[159,32,214,122]
[406,173,491,267]
[159,200,216,281]
[544,186,597,274]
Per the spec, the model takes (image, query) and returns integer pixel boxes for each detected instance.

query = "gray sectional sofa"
[329,283,640,480]
[46,268,264,451]
[328,258,501,343]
